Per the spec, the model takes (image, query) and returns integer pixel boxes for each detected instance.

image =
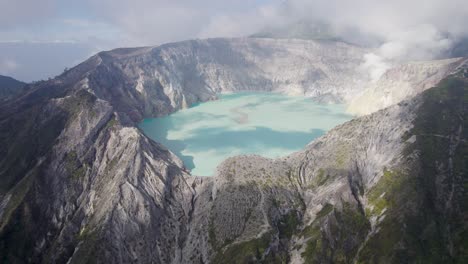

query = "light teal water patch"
[139,92,352,176]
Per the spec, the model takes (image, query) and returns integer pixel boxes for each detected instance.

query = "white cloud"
[361,24,455,80]
[0,58,20,75]
[84,0,286,46]
[268,0,468,80]
[0,0,56,29]
[1,0,468,81]
[4,0,468,52]
[198,4,284,39]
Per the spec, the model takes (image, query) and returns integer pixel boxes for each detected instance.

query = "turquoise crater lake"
[139,92,352,176]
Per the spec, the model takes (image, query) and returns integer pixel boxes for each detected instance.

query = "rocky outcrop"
[0,37,466,263]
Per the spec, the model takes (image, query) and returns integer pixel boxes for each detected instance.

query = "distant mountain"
[0,75,26,100]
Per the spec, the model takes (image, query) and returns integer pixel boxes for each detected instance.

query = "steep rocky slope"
[0,38,466,263]
[0,75,26,101]
[180,66,467,263]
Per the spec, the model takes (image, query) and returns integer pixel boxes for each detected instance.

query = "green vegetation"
[77,227,92,241]
[69,227,100,264]
[310,168,330,188]
[357,219,403,263]
[0,75,26,99]
[408,76,468,263]
[0,170,35,232]
[210,191,300,263]
[332,203,370,260]
[0,107,67,193]
[104,115,118,130]
[315,203,333,219]
[301,202,369,263]
[366,169,407,216]
[208,217,218,249]
[62,89,97,118]
[0,168,39,263]
[105,157,118,175]
[301,225,321,262]
[212,233,272,264]
[72,167,86,180]
[359,75,468,263]
[0,95,68,261]
[335,145,350,168]
[0,84,94,196]
[278,210,300,239]
[65,151,87,181]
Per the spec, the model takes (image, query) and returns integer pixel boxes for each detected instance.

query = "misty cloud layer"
[1,0,467,81]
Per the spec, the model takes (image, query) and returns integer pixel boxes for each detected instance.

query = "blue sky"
[0,0,285,81]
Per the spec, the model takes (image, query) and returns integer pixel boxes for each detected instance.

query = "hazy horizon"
[2,0,468,82]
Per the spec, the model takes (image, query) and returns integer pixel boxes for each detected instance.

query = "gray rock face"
[84,38,370,123]
[0,38,466,263]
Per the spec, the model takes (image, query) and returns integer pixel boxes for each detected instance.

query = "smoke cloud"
[263,0,468,80]
[86,0,468,81]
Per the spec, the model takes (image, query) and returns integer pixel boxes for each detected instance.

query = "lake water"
[139,92,352,176]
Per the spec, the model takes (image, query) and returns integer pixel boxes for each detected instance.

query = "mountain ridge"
[0,37,466,263]
[0,75,26,100]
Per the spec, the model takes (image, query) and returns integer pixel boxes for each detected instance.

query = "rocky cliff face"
[82,38,370,124]
[0,38,466,263]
